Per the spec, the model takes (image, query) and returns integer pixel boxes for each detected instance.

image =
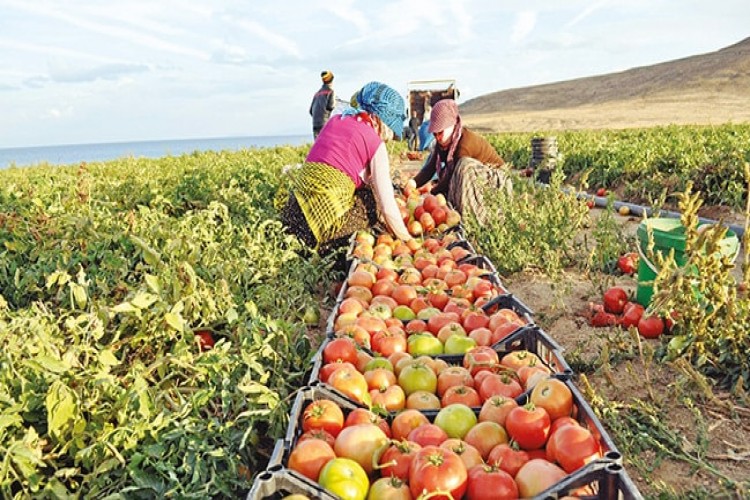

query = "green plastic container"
[636,218,740,306]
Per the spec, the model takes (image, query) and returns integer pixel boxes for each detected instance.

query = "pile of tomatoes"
[251,189,636,499]
[587,286,668,339]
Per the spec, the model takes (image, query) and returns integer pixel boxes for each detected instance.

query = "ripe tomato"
[439,438,483,470]
[406,390,442,410]
[466,464,518,500]
[547,424,602,473]
[487,442,530,477]
[500,350,542,371]
[478,395,518,426]
[391,409,430,441]
[318,457,369,500]
[323,337,359,365]
[407,423,449,447]
[327,365,371,405]
[596,187,607,197]
[369,385,406,412]
[343,408,391,437]
[287,438,335,481]
[297,429,336,448]
[637,314,665,339]
[515,458,567,498]
[436,366,474,397]
[409,446,468,500]
[441,385,481,407]
[302,399,344,437]
[621,302,645,328]
[194,330,215,351]
[377,440,422,481]
[478,373,524,401]
[603,286,628,314]
[463,420,508,460]
[617,252,638,274]
[530,377,573,420]
[463,346,500,376]
[505,404,551,450]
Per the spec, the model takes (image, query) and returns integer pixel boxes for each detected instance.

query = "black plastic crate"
[246,465,338,500]
[535,461,643,500]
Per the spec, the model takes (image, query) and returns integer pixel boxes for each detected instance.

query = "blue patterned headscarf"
[341,81,406,138]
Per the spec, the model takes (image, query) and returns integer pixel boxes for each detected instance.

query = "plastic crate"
[481,293,534,325]
[535,461,643,500]
[246,465,338,500]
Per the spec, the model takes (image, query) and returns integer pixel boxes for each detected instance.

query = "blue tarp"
[418,121,434,151]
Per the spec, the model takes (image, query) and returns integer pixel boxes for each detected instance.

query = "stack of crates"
[249,220,643,499]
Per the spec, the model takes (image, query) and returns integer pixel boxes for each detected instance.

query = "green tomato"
[363,357,394,372]
[443,334,477,355]
[416,307,441,321]
[407,332,444,356]
[393,305,416,321]
[434,403,478,439]
[398,362,438,396]
[318,458,369,500]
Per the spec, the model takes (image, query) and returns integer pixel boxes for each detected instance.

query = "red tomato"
[371,330,408,357]
[287,438,335,481]
[409,446,468,500]
[547,424,603,473]
[621,302,645,328]
[378,440,422,481]
[407,423,449,447]
[515,458,567,498]
[638,314,665,339]
[617,252,638,274]
[462,421,508,460]
[603,287,629,314]
[466,464,518,500]
[440,439,484,471]
[463,346,500,376]
[441,385,482,407]
[323,337,359,365]
[487,442,530,477]
[302,399,344,437]
[529,378,573,421]
[436,366,475,397]
[590,310,618,327]
[344,408,391,437]
[194,330,215,351]
[478,395,518,426]
[297,429,336,448]
[391,409,430,441]
[478,373,524,401]
[596,187,607,197]
[505,405,551,450]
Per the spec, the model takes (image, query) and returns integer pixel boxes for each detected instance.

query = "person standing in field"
[411,98,511,222]
[310,70,336,140]
[283,81,413,255]
[408,110,420,151]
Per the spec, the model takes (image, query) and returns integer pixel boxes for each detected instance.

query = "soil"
[390,155,750,498]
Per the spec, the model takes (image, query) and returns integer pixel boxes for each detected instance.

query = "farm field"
[1,124,749,498]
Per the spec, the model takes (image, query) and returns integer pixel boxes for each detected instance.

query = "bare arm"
[369,143,412,241]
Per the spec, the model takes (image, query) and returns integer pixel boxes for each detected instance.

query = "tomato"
[462,421,508,460]
[287,438,336,481]
[441,385,481,407]
[407,332,444,356]
[590,310,618,327]
[323,337,359,365]
[344,408,391,437]
[603,287,628,314]
[406,390,442,410]
[596,187,607,197]
[621,302,645,328]
[427,311,461,335]
[407,423,449,447]
[439,438,484,471]
[433,403,477,439]
[638,314,665,339]
[334,423,389,474]
[194,330,215,351]
[364,367,397,391]
[463,346,500,376]
[436,366,474,397]
[318,457,369,500]
[302,399,345,437]
[328,364,371,405]
[370,385,406,412]
[478,373,524,401]
[398,361,438,396]
[409,446,468,500]
[515,458,567,498]
[478,395,518,426]
[377,440,421,481]
[617,252,638,274]
[466,464,518,500]
[391,409,430,441]
[371,330,407,357]
[487,442,530,477]
[500,350,541,371]
[530,377,573,421]
[367,476,411,500]
[297,429,336,448]
[546,424,602,473]
[505,404,551,450]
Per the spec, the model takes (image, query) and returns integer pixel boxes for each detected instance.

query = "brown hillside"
[461,37,750,132]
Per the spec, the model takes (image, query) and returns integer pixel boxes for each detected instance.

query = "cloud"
[511,11,537,45]
[565,0,609,29]
[47,62,150,83]
[228,17,302,59]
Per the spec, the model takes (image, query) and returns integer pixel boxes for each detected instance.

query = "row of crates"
[249,227,644,499]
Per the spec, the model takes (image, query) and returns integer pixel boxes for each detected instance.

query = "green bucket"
[635,218,740,307]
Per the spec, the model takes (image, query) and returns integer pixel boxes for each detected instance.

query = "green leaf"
[46,380,78,444]
[71,283,88,309]
[131,292,158,309]
[145,273,162,294]
[164,312,184,331]
[113,301,137,313]
[98,349,120,367]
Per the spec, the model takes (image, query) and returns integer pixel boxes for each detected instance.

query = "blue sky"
[0,0,748,148]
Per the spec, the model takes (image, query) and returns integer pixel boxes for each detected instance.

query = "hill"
[461,37,750,132]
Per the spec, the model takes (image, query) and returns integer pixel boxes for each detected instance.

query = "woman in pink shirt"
[281,81,412,253]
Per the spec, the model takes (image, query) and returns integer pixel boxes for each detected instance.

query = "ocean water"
[0,135,311,169]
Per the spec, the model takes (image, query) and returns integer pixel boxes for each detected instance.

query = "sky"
[0,0,748,149]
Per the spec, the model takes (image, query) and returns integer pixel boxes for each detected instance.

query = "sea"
[0,135,311,170]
